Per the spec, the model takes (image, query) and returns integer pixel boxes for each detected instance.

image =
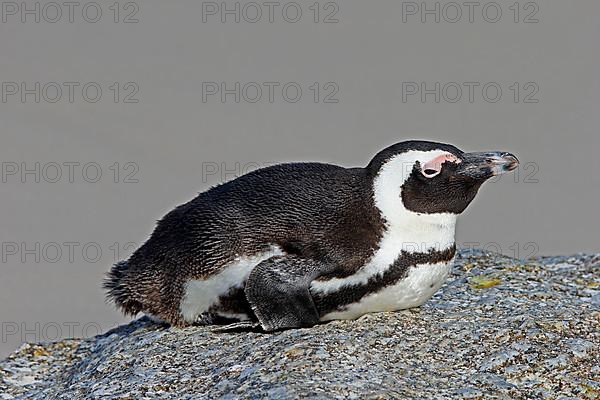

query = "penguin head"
[367,140,519,219]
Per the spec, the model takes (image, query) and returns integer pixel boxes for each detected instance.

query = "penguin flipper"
[245,256,336,331]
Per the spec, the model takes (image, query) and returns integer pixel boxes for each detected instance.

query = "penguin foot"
[211,321,263,333]
[244,256,336,331]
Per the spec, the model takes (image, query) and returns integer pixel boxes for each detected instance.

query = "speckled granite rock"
[1,250,599,400]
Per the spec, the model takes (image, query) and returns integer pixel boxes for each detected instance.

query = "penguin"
[104,140,518,331]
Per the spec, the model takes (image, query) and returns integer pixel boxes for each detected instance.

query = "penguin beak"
[456,151,519,180]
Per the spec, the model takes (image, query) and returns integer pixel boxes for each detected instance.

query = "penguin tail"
[103,260,144,316]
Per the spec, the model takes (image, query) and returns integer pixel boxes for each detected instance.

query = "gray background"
[1,0,598,357]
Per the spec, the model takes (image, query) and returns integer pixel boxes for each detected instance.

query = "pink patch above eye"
[422,154,460,175]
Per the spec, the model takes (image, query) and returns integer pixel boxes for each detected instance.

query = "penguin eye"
[421,168,441,178]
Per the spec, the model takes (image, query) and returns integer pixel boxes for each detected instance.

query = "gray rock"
[1,250,599,399]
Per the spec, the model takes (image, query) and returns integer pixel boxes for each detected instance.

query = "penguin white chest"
[311,207,457,321]
[319,261,452,321]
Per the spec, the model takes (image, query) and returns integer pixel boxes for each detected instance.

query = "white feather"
[180,245,284,323]
[320,260,453,321]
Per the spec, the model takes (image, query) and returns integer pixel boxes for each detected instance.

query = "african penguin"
[104,140,519,331]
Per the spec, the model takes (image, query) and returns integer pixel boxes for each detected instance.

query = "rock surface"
[1,250,599,399]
